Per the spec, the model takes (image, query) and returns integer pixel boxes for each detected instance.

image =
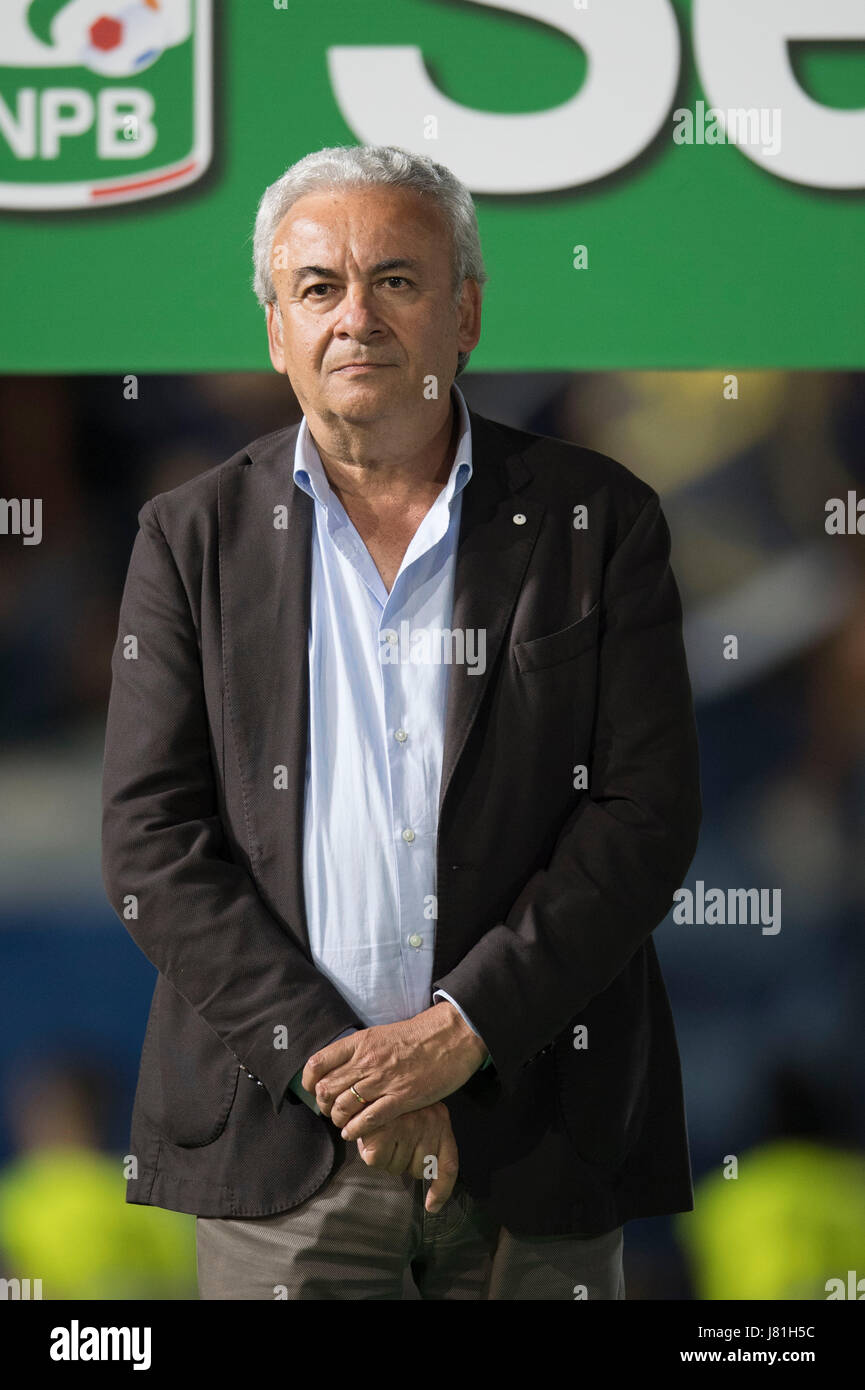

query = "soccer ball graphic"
[79,1,169,77]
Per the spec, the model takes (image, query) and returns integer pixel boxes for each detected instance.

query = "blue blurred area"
[0,913,156,1162]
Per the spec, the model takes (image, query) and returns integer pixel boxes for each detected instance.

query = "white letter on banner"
[694,0,865,188]
[327,0,680,194]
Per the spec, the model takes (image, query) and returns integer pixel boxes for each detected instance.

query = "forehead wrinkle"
[277,193,444,252]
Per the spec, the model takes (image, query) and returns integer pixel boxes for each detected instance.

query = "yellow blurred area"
[677,1140,865,1300]
[566,371,829,492]
[0,1145,196,1300]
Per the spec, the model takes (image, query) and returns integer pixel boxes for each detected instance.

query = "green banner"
[0,0,863,371]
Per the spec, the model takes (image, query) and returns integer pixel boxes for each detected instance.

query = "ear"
[456,279,482,358]
[265,301,286,374]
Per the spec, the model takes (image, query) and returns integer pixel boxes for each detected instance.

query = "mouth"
[332,363,393,374]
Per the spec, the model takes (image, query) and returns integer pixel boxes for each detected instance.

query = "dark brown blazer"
[101,405,702,1236]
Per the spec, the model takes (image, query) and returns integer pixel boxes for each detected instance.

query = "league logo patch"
[0,0,212,208]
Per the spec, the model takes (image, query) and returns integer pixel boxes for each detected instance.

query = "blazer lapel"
[438,409,544,817]
[219,423,314,956]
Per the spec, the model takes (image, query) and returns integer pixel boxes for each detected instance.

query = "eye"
[306,283,333,297]
[382,276,409,288]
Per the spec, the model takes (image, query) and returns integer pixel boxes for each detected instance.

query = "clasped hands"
[301,1001,488,1213]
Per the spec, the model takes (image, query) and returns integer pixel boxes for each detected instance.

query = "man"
[102,144,702,1300]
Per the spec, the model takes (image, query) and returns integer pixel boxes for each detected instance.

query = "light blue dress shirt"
[288,384,490,1113]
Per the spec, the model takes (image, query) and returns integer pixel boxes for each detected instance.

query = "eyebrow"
[290,258,422,290]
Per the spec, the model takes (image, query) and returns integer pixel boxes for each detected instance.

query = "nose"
[334,282,387,342]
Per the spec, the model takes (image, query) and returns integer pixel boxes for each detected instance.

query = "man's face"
[265,184,481,427]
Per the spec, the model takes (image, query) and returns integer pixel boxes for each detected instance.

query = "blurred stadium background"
[1,367,864,1298]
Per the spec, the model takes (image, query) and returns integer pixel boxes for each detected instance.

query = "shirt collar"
[293,382,473,512]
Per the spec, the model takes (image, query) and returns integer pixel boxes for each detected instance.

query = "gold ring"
[350,1083,368,1105]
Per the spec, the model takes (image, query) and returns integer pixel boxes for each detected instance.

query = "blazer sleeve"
[432,490,702,1096]
[101,498,362,1118]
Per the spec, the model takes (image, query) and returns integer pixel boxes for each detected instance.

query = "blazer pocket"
[514,601,600,674]
[139,978,240,1149]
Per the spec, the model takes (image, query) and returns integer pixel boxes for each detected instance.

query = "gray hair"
[252,144,487,377]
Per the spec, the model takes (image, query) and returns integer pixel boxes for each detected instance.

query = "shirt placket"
[378,505,452,1021]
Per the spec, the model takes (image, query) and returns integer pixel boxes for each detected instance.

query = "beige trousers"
[196,1140,625,1300]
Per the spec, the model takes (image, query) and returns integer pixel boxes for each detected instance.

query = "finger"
[330,1085,374,1130]
[357,1135,397,1170]
[409,1139,434,1182]
[312,1069,363,1111]
[340,1089,431,1141]
[316,1074,369,1120]
[300,1035,359,1093]
[313,1078,342,1118]
[340,1097,401,1143]
[426,1129,459,1213]
[384,1136,413,1176]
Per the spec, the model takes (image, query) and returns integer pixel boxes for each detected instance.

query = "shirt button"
[382,630,398,644]
[394,728,408,742]
[513,513,527,525]
[402,827,416,843]
[408,933,423,948]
